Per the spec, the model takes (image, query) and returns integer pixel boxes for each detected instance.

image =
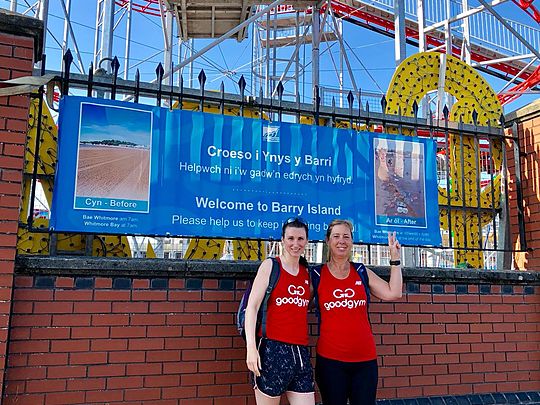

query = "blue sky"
[2,0,538,112]
[80,103,152,146]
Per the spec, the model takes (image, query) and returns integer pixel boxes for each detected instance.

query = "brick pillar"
[505,99,540,270]
[0,9,43,396]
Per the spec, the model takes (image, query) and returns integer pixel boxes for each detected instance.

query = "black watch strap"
[389,260,401,266]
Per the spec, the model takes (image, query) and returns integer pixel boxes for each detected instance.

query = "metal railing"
[358,0,540,56]
[17,49,528,269]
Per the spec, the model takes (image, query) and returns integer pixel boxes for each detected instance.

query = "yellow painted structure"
[385,52,502,268]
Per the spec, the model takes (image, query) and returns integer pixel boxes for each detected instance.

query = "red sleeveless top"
[260,258,310,346]
[316,264,377,362]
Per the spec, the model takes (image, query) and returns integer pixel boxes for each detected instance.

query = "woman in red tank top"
[314,219,403,405]
[244,217,315,405]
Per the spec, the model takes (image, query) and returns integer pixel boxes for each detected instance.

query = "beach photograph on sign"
[374,137,427,228]
[73,103,153,213]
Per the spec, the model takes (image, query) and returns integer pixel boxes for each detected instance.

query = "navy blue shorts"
[253,339,314,397]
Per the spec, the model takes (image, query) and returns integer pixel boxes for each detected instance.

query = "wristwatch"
[389,260,401,266]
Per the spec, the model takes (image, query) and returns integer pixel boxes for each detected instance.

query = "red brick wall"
[506,109,540,270]
[3,274,539,404]
[0,30,37,395]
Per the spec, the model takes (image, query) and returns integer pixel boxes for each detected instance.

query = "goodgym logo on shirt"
[275,285,309,307]
[324,288,366,311]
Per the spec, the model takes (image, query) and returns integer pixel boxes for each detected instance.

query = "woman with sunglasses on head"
[244,217,315,405]
[312,219,402,405]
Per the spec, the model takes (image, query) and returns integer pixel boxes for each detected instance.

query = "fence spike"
[134,69,140,103]
[443,105,450,120]
[198,69,207,88]
[472,109,478,126]
[87,62,94,97]
[380,95,387,113]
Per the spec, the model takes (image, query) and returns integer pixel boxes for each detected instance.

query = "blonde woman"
[312,219,402,405]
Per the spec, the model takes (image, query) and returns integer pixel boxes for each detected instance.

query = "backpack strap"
[260,257,280,338]
[352,262,371,309]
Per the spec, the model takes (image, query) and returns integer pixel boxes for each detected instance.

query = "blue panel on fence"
[50,96,441,246]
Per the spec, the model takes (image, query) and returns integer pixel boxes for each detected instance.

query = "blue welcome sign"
[50,96,442,245]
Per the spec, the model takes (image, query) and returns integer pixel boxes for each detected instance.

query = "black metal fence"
[18,50,527,269]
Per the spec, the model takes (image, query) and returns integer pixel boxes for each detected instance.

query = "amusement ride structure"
[4,0,539,109]
[3,0,539,268]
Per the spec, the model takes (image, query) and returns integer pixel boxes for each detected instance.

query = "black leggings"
[315,355,378,405]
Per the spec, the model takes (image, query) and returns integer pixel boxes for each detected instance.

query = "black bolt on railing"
[472,114,482,249]
[295,93,301,123]
[347,90,354,128]
[238,75,246,117]
[331,97,336,127]
[62,49,73,96]
[111,56,120,100]
[458,115,468,251]
[156,63,164,107]
[397,106,403,135]
[276,81,284,122]
[134,69,140,103]
[512,121,527,251]
[428,109,434,138]
[219,82,225,115]
[443,104,452,249]
[412,99,419,136]
[198,69,206,112]
[87,62,94,97]
[486,119,497,250]
[258,86,264,119]
[27,85,45,229]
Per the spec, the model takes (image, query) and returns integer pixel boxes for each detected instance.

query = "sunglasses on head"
[284,216,307,226]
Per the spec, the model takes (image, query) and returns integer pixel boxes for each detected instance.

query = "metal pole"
[164,10,174,87]
[394,0,406,65]
[10,0,16,12]
[418,0,429,117]
[100,0,115,73]
[295,11,300,99]
[61,0,71,70]
[37,0,50,63]
[312,2,321,91]
[461,0,471,64]
[124,0,133,80]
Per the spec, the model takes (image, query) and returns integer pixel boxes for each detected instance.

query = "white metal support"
[163,6,174,86]
[312,2,321,90]
[329,7,358,94]
[461,0,471,64]
[394,0,406,65]
[417,0,430,117]
[437,52,447,117]
[37,0,50,56]
[94,0,115,72]
[59,0,85,74]
[123,0,133,80]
